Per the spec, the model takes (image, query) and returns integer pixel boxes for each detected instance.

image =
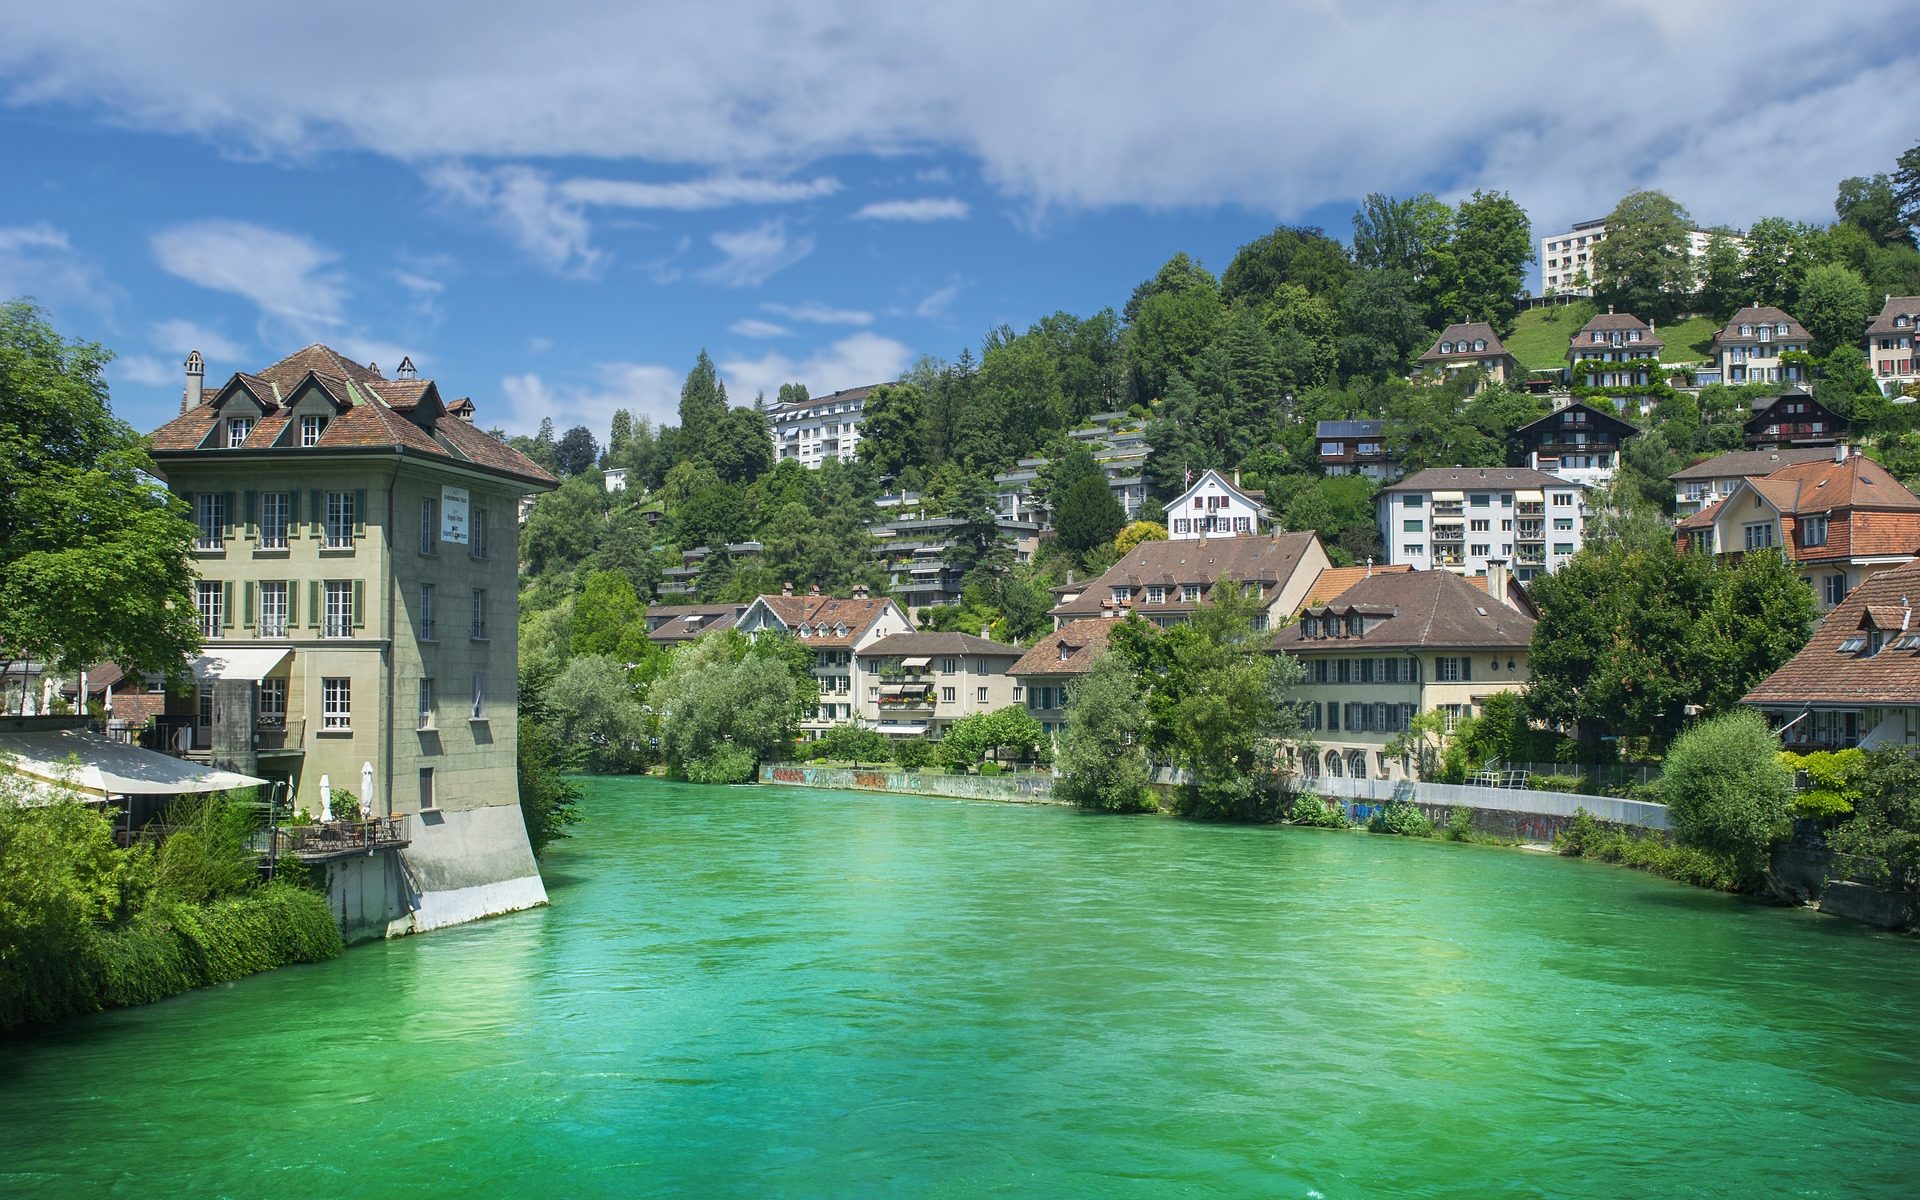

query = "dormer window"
[1837,635,1866,653]
[1346,614,1363,636]
[1058,643,1072,662]
[1302,617,1319,637]
[1591,332,1603,343]
[1897,316,1912,328]
[226,417,253,447]
[1473,339,1486,351]
[1628,331,1640,342]
[300,415,327,447]
[797,625,811,638]
[1776,323,1788,335]
[1111,587,1130,605]
[1440,341,1454,353]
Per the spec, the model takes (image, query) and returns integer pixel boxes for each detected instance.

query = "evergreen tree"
[677,349,729,459]
[1055,474,1126,560]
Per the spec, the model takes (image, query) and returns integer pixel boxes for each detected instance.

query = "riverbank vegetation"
[1,778,342,1031]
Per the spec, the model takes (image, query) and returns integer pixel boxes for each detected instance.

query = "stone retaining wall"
[761,763,1064,805]
[1312,775,1669,838]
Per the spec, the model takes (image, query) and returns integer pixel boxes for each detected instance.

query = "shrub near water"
[1367,799,1434,838]
[1661,710,1794,883]
[1556,808,1742,892]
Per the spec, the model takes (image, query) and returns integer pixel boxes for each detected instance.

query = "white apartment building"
[1867,295,1919,397]
[854,632,1026,739]
[1540,219,1723,296]
[1378,467,1588,583]
[1167,468,1267,540]
[769,384,875,467]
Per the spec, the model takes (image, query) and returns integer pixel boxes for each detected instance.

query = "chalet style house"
[735,587,911,736]
[1668,446,1837,518]
[1710,306,1812,386]
[1565,308,1662,389]
[146,344,556,932]
[1745,556,1920,753]
[1416,323,1521,390]
[855,631,1025,740]
[1675,449,1920,610]
[1866,295,1918,397]
[1166,468,1268,539]
[1279,567,1533,782]
[1744,390,1846,450]
[1377,468,1589,582]
[1315,419,1401,480]
[1047,531,1330,629]
[1512,401,1637,487]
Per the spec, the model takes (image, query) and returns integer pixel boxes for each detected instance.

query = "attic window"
[1894,634,1920,652]
[1473,339,1486,351]
[797,626,811,638]
[833,622,848,636]
[1058,643,1071,662]
[1440,341,1454,353]
[1302,617,1319,638]
[1836,636,1867,653]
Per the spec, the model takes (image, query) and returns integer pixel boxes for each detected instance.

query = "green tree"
[1741,217,1818,311]
[1661,709,1793,882]
[553,425,599,476]
[1431,189,1533,334]
[1126,284,1223,406]
[517,664,584,856]
[856,381,927,478]
[1836,173,1915,249]
[0,303,201,688]
[567,569,661,667]
[1055,474,1126,561]
[1829,748,1920,896]
[1684,549,1816,715]
[1053,650,1156,812]
[1592,190,1694,323]
[1221,226,1352,307]
[1695,229,1746,321]
[551,654,656,772]
[776,382,810,407]
[1895,140,1920,233]
[811,724,891,766]
[707,406,774,485]
[1796,262,1873,355]
[677,349,729,455]
[1351,192,1452,287]
[650,633,800,783]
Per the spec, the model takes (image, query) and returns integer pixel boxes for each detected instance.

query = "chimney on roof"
[852,583,870,600]
[1607,304,1614,314]
[367,362,378,378]
[1486,558,1512,611]
[808,583,821,597]
[1835,443,1848,464]
[781,580,794,597]
[183,350,204,412]
[397,355,416,380]
[1366,555,1373,579]
[981,625,992,640]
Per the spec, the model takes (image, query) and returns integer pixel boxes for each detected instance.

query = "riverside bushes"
[1367,799,1434,838]
[1555,808,1742,892]
[1,785,344,1030]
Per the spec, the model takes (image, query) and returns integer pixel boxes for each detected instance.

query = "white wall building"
[769,384,875,467]
[1166,468,1267,540]
[1378,468,1587,583]
[1867,295,1919,397]
[1540,220,1725,297]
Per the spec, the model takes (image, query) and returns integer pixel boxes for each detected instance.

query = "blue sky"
[1,2,1913,439]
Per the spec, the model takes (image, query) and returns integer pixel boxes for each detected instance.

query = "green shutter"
[353,489,367,539]
[351,579,365,628]
[309,490,323,538]
[243,491,257,538]
[180,489,196,516]
[221,581,235,630]
[308,581,322,628]
[223,491,237,535]
[243,581,255,627]
[287,490,301,538]
[286,579,299,627]
[1461,657,1472,682]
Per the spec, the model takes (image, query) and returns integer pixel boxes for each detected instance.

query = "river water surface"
[4,778,1919,1198]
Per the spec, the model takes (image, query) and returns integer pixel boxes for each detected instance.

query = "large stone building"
[1010,617,1123,739]
[1377,468,1588,582]
[147,344,556,932]
[1280,567,1533,782]
[1565,308,1663,390]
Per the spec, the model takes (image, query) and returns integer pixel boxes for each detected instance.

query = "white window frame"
[471,672,487,721]
[322,677,352,731]
[258,677,287,727]
[324,491,355,549]
[300,415,326,447]
[195,492,225,550]
[259,491,289,549]
[324,580,353,639]
[227,417,253,447]
[195,580,223,638]
[258,580,288,639]
[418,678,436,730]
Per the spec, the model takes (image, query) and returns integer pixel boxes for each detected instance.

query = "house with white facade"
[1565,308,1663,390]
[1378,467,1588,583]
[1710,306,1812,387]
[1166,468,1267,539]
[769,384,875,467]
[734,585,911,737]
[855,632,1026,740]
[1667,447,1836,519]
[1866,295,1919,397]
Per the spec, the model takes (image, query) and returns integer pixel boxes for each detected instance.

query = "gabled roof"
[1418,322,1511,363]
[1746,389,1843,420]
[1668,447,1836,482]
[744,594,902,648]
[1382,467,1579,493]
[644,604,746,644]
[1867,295,1920,337]
[1049,532,1322,618]
[1514,401,1640,439]
[860,632,1025,658]
[1010,618,1125,677]
[1570,309,1663,348]
[1166,467,1268,516]
[1713,306,1810,346]
[1283,570,1534,651]
[1745,557,1920,707]
[1756,455,1920,516]
[148,343,555,489]
[1296,564,1415,612]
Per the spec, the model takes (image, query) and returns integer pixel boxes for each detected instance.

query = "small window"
[324,491,355,548]
[941,687,957,704]
[418,679,435,729]
[471,672,486,720]
[1147,586,1165,604]
[1403,495,1424,509]
[258,580,288,639]
[322,677,352,730]
[300,415,327,446]
[1837,636,1867,653]
[259,492,289,550]
[258,678,287,726]
[195,580,223,638]
[419,583,436,640]
[1181,584,1201,602]
[420,496,438,554]
[419,767,437,812]
[471,589,488,639]
[227,417,253,447]
[194,492,226,550]
[977,687,988,704]
[324,580,354,638]
[941,657,958,674]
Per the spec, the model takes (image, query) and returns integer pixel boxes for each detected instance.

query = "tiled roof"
[1010,618,1124,677]
[1382,467,1576,493]
[1514,401,1640,438]
[1570,309,1663,348]
[752,595,899,647]
[1297,564,1414,611]
[860,632,1026,658]
[1418,322,1510,363]
[645,604,745,644]
[1745,557,1920,707]
[147,344,555,489]
[1712,306,1810,346]
[1283,570,1533,651]
[1669,447,1836,482]
[1758,455,1920,516]
[1867,296,1920,337]
[1050,532,1320,618]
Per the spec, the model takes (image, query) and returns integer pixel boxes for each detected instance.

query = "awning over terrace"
[0,725,267,802]
[189,647,292,683]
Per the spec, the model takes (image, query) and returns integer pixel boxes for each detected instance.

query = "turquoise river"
[4,779,1920,1198]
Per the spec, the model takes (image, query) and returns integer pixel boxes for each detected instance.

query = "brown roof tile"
[1668,447,1837,482]
[1383,467,1576,493]
[860,632,1025,658]
[1282,570,1533,651]
[1712,306,1810,346]
[1297,564,1415,612]
[1867,296,1920,337]
[1417,322,1512,363]
[1745,557,1920,707]
[1010,618,1125,677]
[1050,532,1321,618]
[751,595,900,647]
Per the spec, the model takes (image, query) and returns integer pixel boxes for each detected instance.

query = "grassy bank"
[1552,807,1741,891]
[1507,305,1717,371]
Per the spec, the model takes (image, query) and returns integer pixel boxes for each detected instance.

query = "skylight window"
[1837,636,1867,653]
[1893,634,1920,652]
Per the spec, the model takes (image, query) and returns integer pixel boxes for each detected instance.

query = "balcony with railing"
[274,817,410,862]
[1516,521,1545,541]
[1517,502,1544,517]
[1432,502,1465,517]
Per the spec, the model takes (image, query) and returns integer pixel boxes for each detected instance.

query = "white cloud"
[763,301,872,326]
[698,219,813,288]
[557,174,840,210]
[719,332,913,402]
[500,361,682,435]
[0,222,116,313]
[0,3,1907,233]
[853,196,969,222]
[729,318,791,338]
[113,354,175,386]
[150,220,347,330]
[914,282,961,319]
[425,163,603,278]
[915,166,952,184]
[150,318,245,363]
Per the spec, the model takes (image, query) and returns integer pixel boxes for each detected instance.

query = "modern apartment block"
[1539,220,1722,296]
[1377,468,1588,582]
[769,384,874,467]
[854,631,1026,739]
[147,344,556,932]
[1710,306,1812,386]
[1280,567,1533,782]
[1565,308,1663,389]
[1316,420,1402,480]
[1866,295,1919,397]
[735,586,911,736]
[993,412,1150,526]
[1415,322,1521,389]
[868,512,1040,611]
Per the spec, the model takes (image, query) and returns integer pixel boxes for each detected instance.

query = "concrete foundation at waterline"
[320,804,548,944]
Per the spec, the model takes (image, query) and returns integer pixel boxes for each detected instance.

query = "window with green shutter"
[352,579,365,628]
[308,580,322,628]
[221,580,234,630]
